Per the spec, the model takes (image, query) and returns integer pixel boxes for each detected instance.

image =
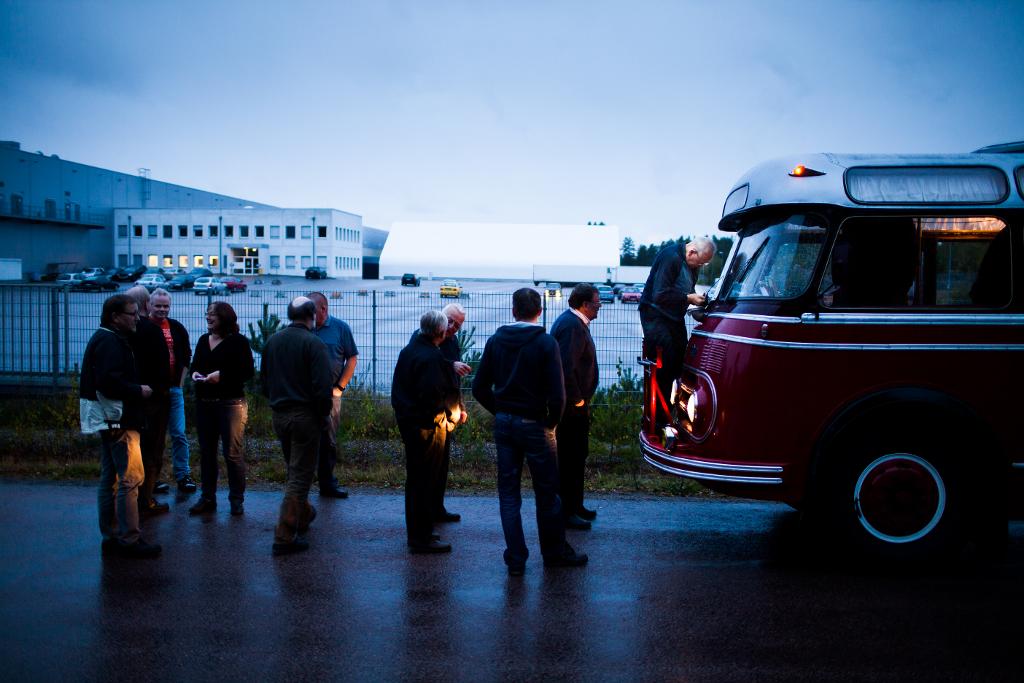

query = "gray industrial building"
[0,141,385,279]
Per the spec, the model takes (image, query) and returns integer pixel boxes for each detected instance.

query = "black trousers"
[557,406,590,517]
[138,394,170,508]
[640,309,688,426]
[399,421,447,544]
[432,435,452,516]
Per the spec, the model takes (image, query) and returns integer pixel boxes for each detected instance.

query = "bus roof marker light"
[789,165,825,178]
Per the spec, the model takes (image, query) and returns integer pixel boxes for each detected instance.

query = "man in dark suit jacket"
[550,284,601,530]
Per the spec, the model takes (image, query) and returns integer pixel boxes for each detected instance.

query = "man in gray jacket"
[262,296,333,556]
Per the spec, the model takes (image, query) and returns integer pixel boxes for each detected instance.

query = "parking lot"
[0,275,676,394]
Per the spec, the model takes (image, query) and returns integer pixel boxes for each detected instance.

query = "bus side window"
[969,225,1012,307]
[824,218,916,308]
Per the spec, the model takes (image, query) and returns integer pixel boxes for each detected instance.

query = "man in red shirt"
[149,288,195,493]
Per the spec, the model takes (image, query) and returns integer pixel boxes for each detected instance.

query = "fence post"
[50,287,59,389]
[371,289,378,392]
[62,287,70,376]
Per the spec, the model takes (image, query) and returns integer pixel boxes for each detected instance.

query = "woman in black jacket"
[188,301,255,516]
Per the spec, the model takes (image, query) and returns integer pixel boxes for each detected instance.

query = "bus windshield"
[724,214,828,300]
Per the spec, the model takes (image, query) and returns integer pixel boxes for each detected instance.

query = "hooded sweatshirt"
[472,323,566,428]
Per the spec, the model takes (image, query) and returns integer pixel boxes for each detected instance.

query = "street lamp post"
[311,214,316,273]
[127,213,133,266]
[218,215,223,274]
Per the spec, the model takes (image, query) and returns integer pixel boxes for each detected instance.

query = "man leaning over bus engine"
[638,237,714,426]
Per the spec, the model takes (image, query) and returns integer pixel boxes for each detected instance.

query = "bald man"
[262,296,333,556]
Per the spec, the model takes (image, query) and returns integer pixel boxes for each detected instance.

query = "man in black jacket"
[472,288,587,576]
[262,297,333,556]
[80,294,160,558]
[392,309,464,554]
[550,283,600,530]
[125,286,172,518]
[639,237,714,425]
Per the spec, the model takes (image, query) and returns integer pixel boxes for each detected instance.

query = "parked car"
[439,279,462,298]
[166,273,197,290]
[188,267,213,278]
[162,266,182,277]
[41,262,78,281]
[305,266,328,280]
[192,277,229,295]
[612,283,628,300]
[543,282,562,298]
[597,285,615,303]
[136,274,167,292]
[111,265,146,282]
[80,267,106,278]
[620,286,641,303]
[401,273,421,287]
[220,276,247,292]
[73,274,119,292]
[56,272,85,288]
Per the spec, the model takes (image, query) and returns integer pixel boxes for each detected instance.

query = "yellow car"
[440,279,462,298]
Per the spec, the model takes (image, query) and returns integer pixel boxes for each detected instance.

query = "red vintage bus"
[641,144,1024,561]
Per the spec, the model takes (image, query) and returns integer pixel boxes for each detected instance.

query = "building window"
[163,225,172,239]
[301,225,311,239]
[194,255,204,267]
[255,225,265,237]
[64,202,71,220]
[224,225,234,238]
[209,255,219,268]
[270,225,280,239]
[179,225,188,238]
[178,254,189,268]
[286,225,296,239]
[209,224,218,238]
[118,254,128,267]
[11,194,23,215]
[270,255,280,270]
[162,255,173,267]
[285,256,296,269]
[318,225,327,238]
[194,225,203,238]
[118,224,128,238]
[148,254,158,267]
[301,256,311,268]
[317,255,326,268]
[240,225,249,238]
[148,225,158,238]
[134,225,143,238]
[44,199,56,218]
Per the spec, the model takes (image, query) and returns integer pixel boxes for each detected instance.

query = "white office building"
[112,208,363,277]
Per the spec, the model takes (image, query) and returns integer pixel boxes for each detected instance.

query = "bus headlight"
[686,392,698,423]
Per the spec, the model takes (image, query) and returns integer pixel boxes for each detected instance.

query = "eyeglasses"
[586,299,602,307]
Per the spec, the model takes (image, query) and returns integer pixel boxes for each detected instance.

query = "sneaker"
[577,506,597,521]
[319,486,349,499]
[230,501,244,516]
[154,481,171,494]
[564,514,592,530]
[434,510,461,523]
[140,500,170,518]
[119,540,162,559]
[177,476,197,494]
[408,540,452,554]
[543,544,589,568]
[189,498,217,515]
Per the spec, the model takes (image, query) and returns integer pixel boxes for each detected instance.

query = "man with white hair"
[148,288,195,493]
[262,296,333,556]
[638,237,715,425]
[392,309,465,554]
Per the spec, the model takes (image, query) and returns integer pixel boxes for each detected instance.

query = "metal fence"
[0,284,694,396]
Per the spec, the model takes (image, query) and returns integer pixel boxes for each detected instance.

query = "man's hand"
[141,385,153,399]
[459,409,468,425]
[453,361,471,377]
[687,292,707,306]
[205,370,221,384]
[575,399,585,408]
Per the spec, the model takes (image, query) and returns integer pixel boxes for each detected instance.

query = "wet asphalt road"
[0,481,1021,682]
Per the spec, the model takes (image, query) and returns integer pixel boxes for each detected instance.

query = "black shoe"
[407,533,441,547]
[119,540,162,559]
[564,514,592,530]
[508,565,525,577]
[230,501,244,516]
[189,498,217,515]
[154,481,171,494]
[319,486,349,499]
[177,476,197,494]
[408,540,452,554]
[140,500,170,518]
[544,545,589,568]
[577,506,597,521]
[272,538,310,556]
[435,510,461,523]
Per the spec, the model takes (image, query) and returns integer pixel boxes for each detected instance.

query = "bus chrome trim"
[1013,462,1024,470]
[639,433,784,482]
[708,313,803,324]
[800,313,1024,326]
[643,454,784,485]
[693,330,1024,352]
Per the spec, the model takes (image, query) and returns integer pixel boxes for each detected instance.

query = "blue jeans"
[168,387,191,481]
[98,429,144,545]
[494,412,566,568]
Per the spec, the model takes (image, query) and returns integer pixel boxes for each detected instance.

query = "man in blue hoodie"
[473,288,588,576]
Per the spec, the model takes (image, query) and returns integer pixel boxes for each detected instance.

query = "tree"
[620,237,637,265]
[247,302,284,355]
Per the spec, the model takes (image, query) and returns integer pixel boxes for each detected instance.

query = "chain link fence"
[0,284,694,402]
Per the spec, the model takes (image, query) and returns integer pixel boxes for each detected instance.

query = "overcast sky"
[2,0,1021,247]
